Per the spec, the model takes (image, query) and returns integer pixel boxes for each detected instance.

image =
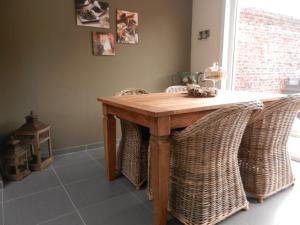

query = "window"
[224,0,300,161]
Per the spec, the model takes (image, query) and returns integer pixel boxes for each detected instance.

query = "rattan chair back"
[116,88,150,188]
[116,88,149,96]
[148,101,263,225]
[239,95,300,202]
[165,85,187,93]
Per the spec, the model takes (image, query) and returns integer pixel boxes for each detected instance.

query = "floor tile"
[267,187,300,225]
[38,212,84,225]
[53,151,94,169]
[2,147,300,225]
[117,176,153,211]
[4,187,74,225]
[117,176,139,192]
[219,186,297,225]
[132,188,153,211]
[65,176,129,209]
[86,148,105,165]
[79,192,152,225]
[53,160,105,185]
[4,169,60,202]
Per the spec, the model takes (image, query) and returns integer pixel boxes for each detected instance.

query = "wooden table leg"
[150,117,171,225]
[103,105,116,181]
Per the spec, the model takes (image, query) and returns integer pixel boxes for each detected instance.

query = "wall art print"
[92,32,115,56]
[75,0,110,28]
[116,10,139,44]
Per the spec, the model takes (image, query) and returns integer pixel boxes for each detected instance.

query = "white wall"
[191,0,226,72]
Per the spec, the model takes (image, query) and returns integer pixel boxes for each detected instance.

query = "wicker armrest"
[172,101,263,141]
[249,95,300,124]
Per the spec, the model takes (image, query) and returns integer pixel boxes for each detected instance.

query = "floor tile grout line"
[54,147,104,158]
[62,148,152,212]
[35,211,76,225]
[63,173,105,187]
[67,150,150,212]
[86,147,104,152]
[52,149,106,186]
[54,142,103,153]
[0,187,137,225]
[3,186,61,204]
[85,148,153,213]
[51,166,87,225]
[127,190,152,212]
[3,170,105,204]
[119,181,153,213]
[85,150,105,169]
[54,148,151,214]
[55,148,103,157]
[52,149,104,170]
[76,190,137,211]
[52,157,100,170]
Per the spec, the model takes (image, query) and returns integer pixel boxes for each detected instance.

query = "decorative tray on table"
[187,84,218,97]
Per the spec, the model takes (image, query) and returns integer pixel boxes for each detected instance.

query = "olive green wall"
[0,0,192,149]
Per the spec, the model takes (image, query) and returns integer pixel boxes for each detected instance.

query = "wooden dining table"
[98,90,285,225]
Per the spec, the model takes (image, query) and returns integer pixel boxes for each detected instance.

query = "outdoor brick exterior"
[234,8,300,93]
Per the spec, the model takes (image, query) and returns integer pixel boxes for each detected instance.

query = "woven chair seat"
[116,88,150,189]
[238,95,300,203]
[148,101,263,225]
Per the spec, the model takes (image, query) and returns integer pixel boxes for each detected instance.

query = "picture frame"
[116,10,139,44]
[92,32,115,56]
[75,0,110,28]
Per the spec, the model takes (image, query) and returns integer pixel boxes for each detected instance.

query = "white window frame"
[221,0,300,162]
[221,0,240,90]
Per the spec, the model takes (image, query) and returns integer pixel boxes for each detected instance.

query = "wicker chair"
[238,95,300,203]
[116,88,150,189]
[165,85,187,93]
[148,101,263,225]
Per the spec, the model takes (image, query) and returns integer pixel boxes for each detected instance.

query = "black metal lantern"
[3,137,31,181]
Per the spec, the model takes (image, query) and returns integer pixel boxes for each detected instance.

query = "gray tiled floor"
[1,148,300,225]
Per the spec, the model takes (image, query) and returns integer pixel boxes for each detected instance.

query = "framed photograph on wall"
[75,0,110,28]
[92,32,115,56]
[116,10,139,44]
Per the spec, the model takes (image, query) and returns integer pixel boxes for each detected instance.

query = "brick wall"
[234,8,300,93]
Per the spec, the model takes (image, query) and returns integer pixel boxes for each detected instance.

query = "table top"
[98,90,286,117]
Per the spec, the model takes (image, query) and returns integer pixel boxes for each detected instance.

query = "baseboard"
[53,139,120,156]
[53,142,104,156]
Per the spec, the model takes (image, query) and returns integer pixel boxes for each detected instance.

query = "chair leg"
[257,197,264,203]
[242,205,250,211]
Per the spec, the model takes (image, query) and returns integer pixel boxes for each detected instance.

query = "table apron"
[171,109,216,128]
[105,105,218,129]
[106,105,154,128]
